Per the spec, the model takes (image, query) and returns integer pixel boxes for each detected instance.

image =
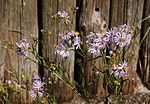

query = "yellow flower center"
[24,47,29,51]
[75,32,79,36]
[95,45,98,49]
[123,66,127,70]
[112,63,116,67]
[34,89,39,94]
[63,16,67,21]
[120,38,125,42]
[65,31,68,35]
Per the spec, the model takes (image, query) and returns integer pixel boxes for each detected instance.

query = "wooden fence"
[0,0,149,103]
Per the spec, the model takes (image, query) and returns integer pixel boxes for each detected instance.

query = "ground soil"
[64,92,150,104]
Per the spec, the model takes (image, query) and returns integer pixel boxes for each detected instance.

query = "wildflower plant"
[1,6,142,104]
[16,38,30,56]
[29,75,45,99]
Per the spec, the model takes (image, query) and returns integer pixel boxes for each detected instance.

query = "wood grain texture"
[0,0,38,103]
[78,0,110,97]
[41,0,75,103]
[0,0,149,103]
[110,0,145,94]
[137,0,150,89]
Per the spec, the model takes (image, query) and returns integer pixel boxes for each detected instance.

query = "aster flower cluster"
[111,61,128,78]
[86,32,109,55]
[16,38,30,56]
[54,30,81,58]
[53,11,82,58]
[29,75,45,99]
[112,24,132,47]
[87,24,133,55]
[54,31,81,57]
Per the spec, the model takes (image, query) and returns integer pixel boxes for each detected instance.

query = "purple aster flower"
[29,77,45,99]
[86,32,97,43]
[118,24,130,32]
[114,32,131,47]
[59,32,71,41]
[88,43,101,54]
[87,32,108,54]
[106,27,118,43]
[59,30,75,41]
[57,10,70,24]
[29,88,44,99]
[106,24,133,47]
[32,80,45,90]
[21,84,26,89]
[74,36,81,49]
[54,44,70,58]
[118,61,128,73]
[16,38,30,56]
[111,61,129,78]
[115,69,126,78]
[68,30,76,37]
[33,75,40,80]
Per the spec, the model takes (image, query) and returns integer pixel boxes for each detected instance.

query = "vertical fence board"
[0,0,38,103]
[125,0,145,93]
[0,0,10,80]
[0,0,149,103]
[138,0,150,89]
[41,0,75,103]
[78,0,110,97]
[109,0,145,94]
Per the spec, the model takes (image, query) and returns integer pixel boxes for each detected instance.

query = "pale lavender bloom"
[33,75,40,80]
[29,77,45,99]
[29,88,44,99]
[114,32,131,47]
[118,24,130,32]
[106,27,118,43]
[32,80,45,90]
[74,36,81,49]
[115,69,126,78]
[59,30,76,41]
[54,44,70,58]
[68,30,76,37]
[111,61,128,78]
[87,32,107,54]
[111,64,118,72]
[118,61,128,73]
[88,43,101,54]
[106,24,133,47]
[16,38,30,56]
[57,10,70,24]
[62,32,71,40]
[21,84,26,89]
[86,32,97,43]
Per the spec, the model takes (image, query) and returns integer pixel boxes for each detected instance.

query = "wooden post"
[137,0,150,90]
[41,0,75,103]
[78,0,110,98]
[0,0,38,103]
[109,0,148,94]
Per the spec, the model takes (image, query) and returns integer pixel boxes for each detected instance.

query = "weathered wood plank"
[78,0,110,97]
[137,0,150,90]
[0,0,38,103]
[41,0,75,103]
[125,0,145,93]
[0,0,11,81]
[109,0,145,94]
